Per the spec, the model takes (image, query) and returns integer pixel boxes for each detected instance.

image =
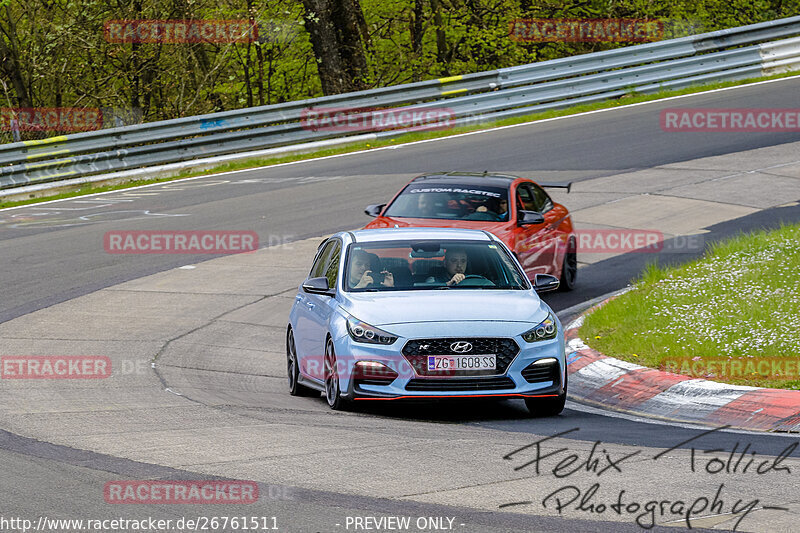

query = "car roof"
[410,172,519,187]
[349,227,495,243]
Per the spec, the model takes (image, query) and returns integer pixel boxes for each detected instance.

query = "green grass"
[580,223,800,389]
[2,70,799,211]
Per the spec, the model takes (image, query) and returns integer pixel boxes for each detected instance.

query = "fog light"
[353,361,398,383]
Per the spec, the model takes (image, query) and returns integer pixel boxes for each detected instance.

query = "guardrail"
[2,15,800,191]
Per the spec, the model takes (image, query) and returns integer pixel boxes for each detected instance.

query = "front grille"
[521,361,560,384]
[405,376,515,391]
[402,337,519,377]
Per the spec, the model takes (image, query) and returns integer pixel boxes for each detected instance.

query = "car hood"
[340,290,547,326]
[365,216,509,234]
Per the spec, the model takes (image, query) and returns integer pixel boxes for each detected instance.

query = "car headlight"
[346,316,398,345]
[522,313,557,342]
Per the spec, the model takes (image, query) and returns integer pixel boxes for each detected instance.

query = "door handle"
[305,302,315,310]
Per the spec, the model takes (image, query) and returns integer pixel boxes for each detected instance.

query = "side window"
[530,184,554,213]
[324,241,342,289]
[516,185,537,211]
[310,241,334,278]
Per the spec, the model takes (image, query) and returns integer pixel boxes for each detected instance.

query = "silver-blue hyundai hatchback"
[286,227,567,415]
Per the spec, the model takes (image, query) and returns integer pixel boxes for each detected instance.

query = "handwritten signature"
[500,425,795,530]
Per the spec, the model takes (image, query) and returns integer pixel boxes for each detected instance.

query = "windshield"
[382,183,510,222]
[344,240,529,292]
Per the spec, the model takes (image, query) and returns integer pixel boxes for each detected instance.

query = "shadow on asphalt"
[336,398,800,454]
[349,397,534,422]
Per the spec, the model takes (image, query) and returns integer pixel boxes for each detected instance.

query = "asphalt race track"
[1,77,799,533]
[3,77,800,323]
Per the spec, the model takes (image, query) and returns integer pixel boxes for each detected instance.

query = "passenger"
[349,250,394,289]
[426,247,468,286]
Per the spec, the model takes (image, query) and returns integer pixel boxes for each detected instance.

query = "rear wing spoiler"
[538,181,572,193]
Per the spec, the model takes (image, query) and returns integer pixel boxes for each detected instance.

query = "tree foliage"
[0,0,797,140]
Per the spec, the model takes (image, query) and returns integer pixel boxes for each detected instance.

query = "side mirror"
[533,273,560,293]
[302,276,334,296]
[518,210,545,225]
[365,204,386,217]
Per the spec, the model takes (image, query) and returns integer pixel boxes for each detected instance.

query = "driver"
[349,250,394,289]
[426,247,468,286]
[476,198,508,219]
[496,198,508,218]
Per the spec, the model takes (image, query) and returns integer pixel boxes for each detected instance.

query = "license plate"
[427,354,496,371]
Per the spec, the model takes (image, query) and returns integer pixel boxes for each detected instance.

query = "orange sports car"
[363,172,576,290]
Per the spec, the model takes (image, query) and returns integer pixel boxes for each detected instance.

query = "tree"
[301,0,369,94]
[0,2,32,108]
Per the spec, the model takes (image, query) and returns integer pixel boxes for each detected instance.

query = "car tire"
[525,372,567,417]
[287,329,319,397]
[324,338,350,411]
[558,237,577,291]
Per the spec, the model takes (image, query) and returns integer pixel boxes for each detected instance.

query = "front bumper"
[350,381,564,401]
[332,325,566,401]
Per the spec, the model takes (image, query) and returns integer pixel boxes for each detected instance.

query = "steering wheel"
[464,211,498,221]
[457,275,495,287]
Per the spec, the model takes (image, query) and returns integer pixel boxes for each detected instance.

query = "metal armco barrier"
[2,16,800,191]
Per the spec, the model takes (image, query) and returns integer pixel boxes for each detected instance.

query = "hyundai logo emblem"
[450,341,473,353]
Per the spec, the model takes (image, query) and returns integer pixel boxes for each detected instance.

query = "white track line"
[3,73,799,213]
